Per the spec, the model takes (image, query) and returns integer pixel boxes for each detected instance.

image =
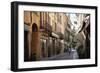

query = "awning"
[51,32,59,39]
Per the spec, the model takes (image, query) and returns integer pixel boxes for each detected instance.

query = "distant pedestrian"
[68,45,74,55]
[68,47,71,55]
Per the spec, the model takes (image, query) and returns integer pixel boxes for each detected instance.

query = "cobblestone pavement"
[42,49,79,60]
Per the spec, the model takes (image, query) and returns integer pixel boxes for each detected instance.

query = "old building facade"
[24,11,68,61]
[24,11,42,61]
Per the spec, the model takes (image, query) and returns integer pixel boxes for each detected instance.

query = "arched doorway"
[31,23,41,61]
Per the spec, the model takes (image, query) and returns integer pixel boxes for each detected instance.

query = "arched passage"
[31,23,41,61]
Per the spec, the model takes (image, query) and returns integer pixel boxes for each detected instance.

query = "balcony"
[40,20,52,35]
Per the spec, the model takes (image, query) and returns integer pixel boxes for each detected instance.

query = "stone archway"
[31,23,41,61]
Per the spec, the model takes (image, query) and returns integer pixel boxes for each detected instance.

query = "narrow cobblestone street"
[24,10,90,61]
[42,48,79,60]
